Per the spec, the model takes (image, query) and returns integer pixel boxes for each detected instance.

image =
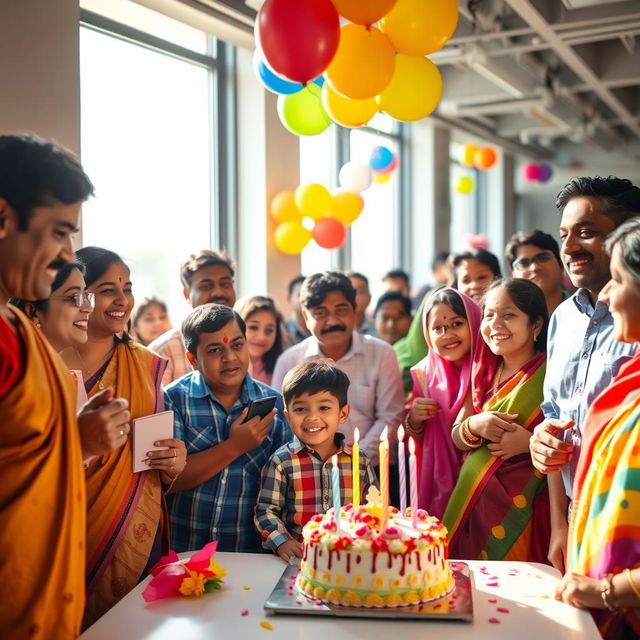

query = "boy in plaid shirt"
[255,361,377,562]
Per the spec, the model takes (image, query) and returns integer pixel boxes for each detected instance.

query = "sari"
[408,289,487,518]
[568,351,640,639]
[83,339,168,628]
[0,308,86,638]
[443,351,550,562]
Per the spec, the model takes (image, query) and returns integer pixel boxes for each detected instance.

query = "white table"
[81,552,600,639]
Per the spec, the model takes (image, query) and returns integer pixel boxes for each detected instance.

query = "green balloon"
[277,83,332,136]
[456,175,474,194]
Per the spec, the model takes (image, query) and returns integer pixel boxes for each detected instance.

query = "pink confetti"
[488,598,498,603]
[296,599,302,605]
[489,576,498,580]
[314,599,322,606]
[488,617,501,624]
[433,603,442,609]
[287,592,294,596]
[486,582,500,587]
[241,610,249,616]
[497,607,510,614]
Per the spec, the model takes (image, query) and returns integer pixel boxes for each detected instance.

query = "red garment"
[0,312,24,399]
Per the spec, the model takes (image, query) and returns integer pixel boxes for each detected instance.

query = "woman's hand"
[486,424,531,460]
[144,438,187,486]
[555,573,603,609]
[407,397,439,432]
[468,412,518,443]
[547,518,568,573]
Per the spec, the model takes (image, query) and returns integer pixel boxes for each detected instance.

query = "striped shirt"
[165,371,292,553]
[148,327,193,387]
[255,434,377,551]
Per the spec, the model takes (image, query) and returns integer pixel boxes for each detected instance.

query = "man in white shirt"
[272,271,404,466]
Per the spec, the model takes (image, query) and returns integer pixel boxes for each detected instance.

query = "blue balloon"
[538,163,553,183]
[369,146,394,172]
[253,50,303,95]
[312,75,325,88]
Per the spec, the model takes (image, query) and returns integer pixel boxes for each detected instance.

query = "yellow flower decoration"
[179,569,207,597]
[209,559,227,578]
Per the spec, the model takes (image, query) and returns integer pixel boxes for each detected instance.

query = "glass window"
[79,26,213,323]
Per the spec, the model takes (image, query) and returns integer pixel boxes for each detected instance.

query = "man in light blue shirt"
[529,176,640,572]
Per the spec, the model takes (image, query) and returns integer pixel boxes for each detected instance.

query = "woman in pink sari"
[405,288,494,518]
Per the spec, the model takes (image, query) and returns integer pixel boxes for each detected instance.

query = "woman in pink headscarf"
[405,288,494,518]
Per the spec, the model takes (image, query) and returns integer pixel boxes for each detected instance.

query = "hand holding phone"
[229,396,278,455]
[242,395,278,423]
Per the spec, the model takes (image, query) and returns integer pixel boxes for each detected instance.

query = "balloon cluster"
[369,146,398,184]
[271,184,364,254]
[460,143,498,171]
[523,162,553,183]
[255,0,458,135]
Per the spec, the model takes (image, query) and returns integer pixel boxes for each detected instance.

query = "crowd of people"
[2,133,640,639]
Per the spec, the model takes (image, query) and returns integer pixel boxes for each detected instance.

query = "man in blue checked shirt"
[164,303,292,552]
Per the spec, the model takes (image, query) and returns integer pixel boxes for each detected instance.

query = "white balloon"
[338,162,372,193]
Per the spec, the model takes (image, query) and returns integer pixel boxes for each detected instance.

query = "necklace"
[74,342,116,391]
[492,360,505,397]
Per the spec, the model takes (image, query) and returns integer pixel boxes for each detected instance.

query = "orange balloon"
[474,146,498,170]
[325,24,395,100]
[270,191,301,224]
[330,0,397,25]
[322,84,377,128]
[460,144,477,168]
[380,0,458,56]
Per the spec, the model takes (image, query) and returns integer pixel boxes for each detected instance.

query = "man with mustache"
[271,271,404,465]
[529,176,640,573]
[150,250,237,386]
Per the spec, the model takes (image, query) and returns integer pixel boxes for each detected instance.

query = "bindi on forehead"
[222,335,229,343]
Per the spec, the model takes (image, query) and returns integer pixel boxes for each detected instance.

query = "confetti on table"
[488,617,501,624]
[314,599,322,606]
[433,603,442,609]
[240,610,249,617]
[541,594,551,599]
[486,582,500,587]
[260,621,273,630]
[243,585,251,590]
[296,599,302,605]
[497,607,510,614]
[488,599,497,603]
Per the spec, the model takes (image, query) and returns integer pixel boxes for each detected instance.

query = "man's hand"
[277,539,302,563]
[548,518,568,573]
[468,412,518,443]
[486,424,531,460]
[529,418,574,473]
[407,397,439,432]
[228,407,276,455]
[555,573,603,609]
[78,387,130,458]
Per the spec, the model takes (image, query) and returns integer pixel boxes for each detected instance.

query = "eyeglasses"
[512,252,556,272]
[308,306,353,321]
[48,292,95,308]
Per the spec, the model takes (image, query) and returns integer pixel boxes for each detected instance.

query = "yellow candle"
[352,427,360,508]
[379,426,389,530]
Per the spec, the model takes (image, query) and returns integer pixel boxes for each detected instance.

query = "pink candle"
[409,436,418,528]
[379,426,389,530]
[397,424,407,515]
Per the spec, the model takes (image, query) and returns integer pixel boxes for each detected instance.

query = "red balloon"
[313,217,347,249]
[523,163,541,182]
[256,0,340,84]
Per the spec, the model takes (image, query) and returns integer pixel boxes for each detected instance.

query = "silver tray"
[264,560,473,621]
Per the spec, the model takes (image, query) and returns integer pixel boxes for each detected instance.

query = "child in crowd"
[132,296,172,346]
[234,295,287,386]
[255,361,377,563]
[165,303,292,553]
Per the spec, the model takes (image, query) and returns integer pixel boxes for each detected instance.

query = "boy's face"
[189,318,249,394]
[286,391,349,451]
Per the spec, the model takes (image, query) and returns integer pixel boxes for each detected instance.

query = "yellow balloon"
[380,0,458,56]
[294,183,332,220]
[330,0,397,25]
[274,222,312,255]
[325,24,396,100]
[270,191,301,224]
[373,172,392,184]
[456,176,474,194]
[330,189,364,225]
[322,85,377,128]
[376,55,443,122]
[460,144,477,168]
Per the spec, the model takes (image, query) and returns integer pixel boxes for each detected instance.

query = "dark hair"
[180,250,235,290]
[182,303,246,356]
[76,246,133,344]
[375,291,412,317]
[452,248,502,278]
[504,230,562,269]
[432,251,450,271]
[604,217,640,286]
[0,134,94,231]
[300,271,356,309]
[282,360,350,408]
[234,295,285,375]
[288,275,306,296]
[132,297,168,329]
[555,176,640,226]
[485,279,549,352]
[425,289,468,324]
[9,261,86,314]
[382,269,410,286]
[345,271,369,289]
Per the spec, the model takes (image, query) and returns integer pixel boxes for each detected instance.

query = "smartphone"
[243,395,278,422]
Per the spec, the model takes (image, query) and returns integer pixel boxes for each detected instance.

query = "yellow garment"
[0,307,86,639]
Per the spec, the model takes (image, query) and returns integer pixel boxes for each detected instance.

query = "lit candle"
[379,426,389,530]
[352,427,360,508]
[331,454,341,532]
[409,437,418,528]
[397,423,407,516]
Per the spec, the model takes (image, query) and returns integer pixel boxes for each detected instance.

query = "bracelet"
[600,573,619,613]
[625,568,640,601]
[459,418,482,449]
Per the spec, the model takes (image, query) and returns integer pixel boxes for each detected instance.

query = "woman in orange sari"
[72,247,187,627]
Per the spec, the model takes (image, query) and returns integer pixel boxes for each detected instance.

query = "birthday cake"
[297,487,453,608]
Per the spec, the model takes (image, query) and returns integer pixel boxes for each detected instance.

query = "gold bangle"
[625,569,640,601]
[459,419,481,449]
[600,573,619,613]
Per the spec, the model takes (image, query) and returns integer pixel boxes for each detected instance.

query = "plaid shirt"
[148,327,193,387]
[165,371,292,553]
[255,434,378,551]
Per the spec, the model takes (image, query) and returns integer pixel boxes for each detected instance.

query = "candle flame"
[332,453,338,467]
[409,436,416,456]
[380,425,388,443]
[353,427,360,443]
[397,423,405,442]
